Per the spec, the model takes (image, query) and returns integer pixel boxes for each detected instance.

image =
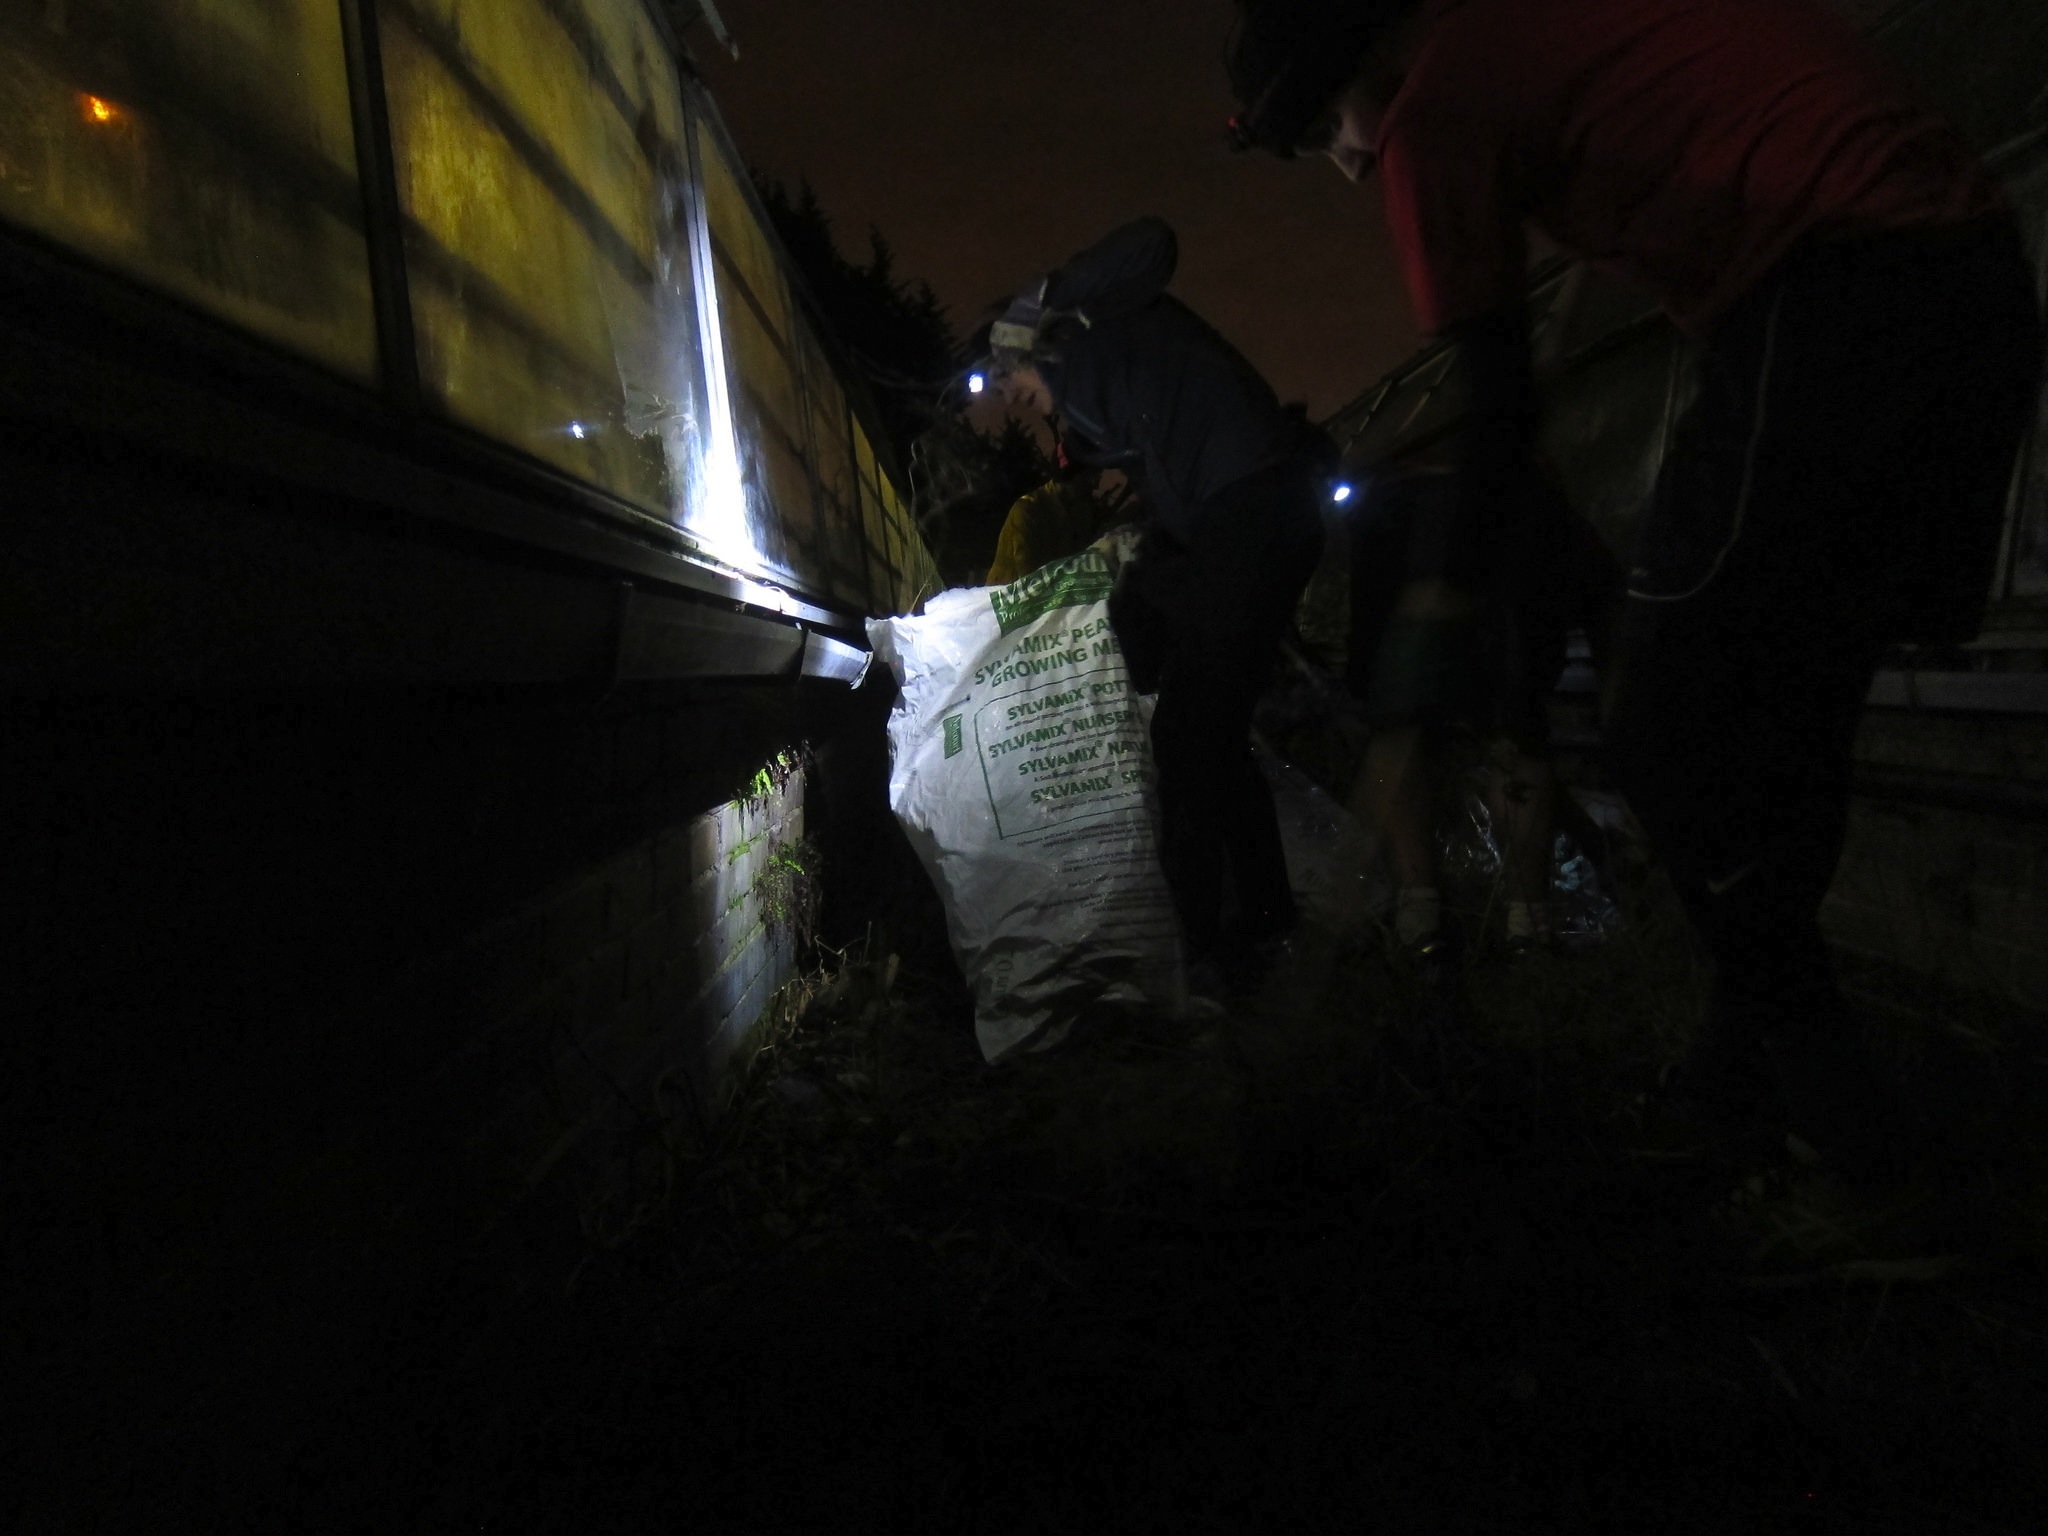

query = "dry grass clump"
[379,810,2048,1533]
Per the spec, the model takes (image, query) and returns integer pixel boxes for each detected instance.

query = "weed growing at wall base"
[757,839,821,952]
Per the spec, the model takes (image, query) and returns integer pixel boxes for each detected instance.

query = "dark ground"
[274,827,2048,1536]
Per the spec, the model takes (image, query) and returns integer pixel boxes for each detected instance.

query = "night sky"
[691,0,1904,421]
[693,0,1424,419]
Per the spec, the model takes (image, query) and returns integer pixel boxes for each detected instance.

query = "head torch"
[980,279,1051,384]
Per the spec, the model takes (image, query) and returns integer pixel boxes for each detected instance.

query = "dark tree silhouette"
[757,176,1122,586]
[755,178,955,467]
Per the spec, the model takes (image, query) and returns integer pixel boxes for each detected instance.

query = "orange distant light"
[83,95,119,124]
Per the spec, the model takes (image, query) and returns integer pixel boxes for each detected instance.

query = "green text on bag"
[989,551,1115,637]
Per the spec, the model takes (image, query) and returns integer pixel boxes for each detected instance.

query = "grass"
[300,816,2048,1536]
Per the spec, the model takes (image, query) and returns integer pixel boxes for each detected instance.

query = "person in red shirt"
[1227,0,2043,1172]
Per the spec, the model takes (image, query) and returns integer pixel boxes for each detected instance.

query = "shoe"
[1501,899,1555,962]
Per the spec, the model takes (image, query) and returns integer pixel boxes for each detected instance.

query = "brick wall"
[377,760,809,1237]
[3,679,883,1520]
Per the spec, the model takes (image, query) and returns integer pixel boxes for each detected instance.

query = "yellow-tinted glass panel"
[694,118,790,347]
[859,470,884,543]
[799,327,868,606]
[715,249,803,451]
[398,0,674,271]
[750,424,817,573]
[886,506,907,579]
[858,476,892,607]
[801,329,852,509]
[379,0,700,514]
[714,270,817,574]
[693,115,849,598]
[852,417,876,482]
[885,482,917,593]
[849,413,906,609]
[0,1,374,379]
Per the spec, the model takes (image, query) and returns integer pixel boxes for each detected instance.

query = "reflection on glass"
[0,0,375,378]
[693,114,821,585]
[377,0,711,535]
[690,104,938,611]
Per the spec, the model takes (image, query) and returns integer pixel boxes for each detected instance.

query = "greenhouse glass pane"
[0,0,374,379]
[799,326,869,607]
[693,112,843,593]
[378,0,703,519]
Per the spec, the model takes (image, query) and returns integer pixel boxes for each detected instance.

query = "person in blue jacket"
[986,217,1332,991]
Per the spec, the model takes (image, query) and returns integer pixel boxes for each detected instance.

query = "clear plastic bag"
[1257,742,1393,936]
[1438,776,1627,949]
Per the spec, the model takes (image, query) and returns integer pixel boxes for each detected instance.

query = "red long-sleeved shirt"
[1377,0,2000,335]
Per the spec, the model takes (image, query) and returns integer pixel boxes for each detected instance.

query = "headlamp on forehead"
[982,279,1052,383]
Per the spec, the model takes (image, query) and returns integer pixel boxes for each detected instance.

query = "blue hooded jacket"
[1034,218,1320,539]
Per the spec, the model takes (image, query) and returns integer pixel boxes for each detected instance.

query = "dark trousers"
[1347,466,1619,735]
[1112,462,1326,960]
[1609,216,2042,1063]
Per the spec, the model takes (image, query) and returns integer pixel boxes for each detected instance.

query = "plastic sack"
[867,549,1186,1062]
[1438,778,1626,948]
[1257,741,1392,936]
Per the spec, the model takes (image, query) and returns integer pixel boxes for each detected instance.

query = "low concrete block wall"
[3,682,848,1518]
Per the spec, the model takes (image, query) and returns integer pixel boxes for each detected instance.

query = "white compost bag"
[867,549,1186,1062]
